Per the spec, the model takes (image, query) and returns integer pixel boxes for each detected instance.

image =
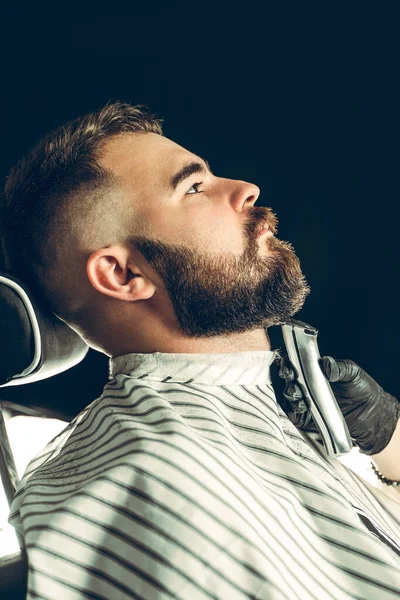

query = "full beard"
[126,231,310,339]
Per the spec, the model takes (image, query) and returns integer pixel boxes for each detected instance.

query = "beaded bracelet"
[370,462,400,486]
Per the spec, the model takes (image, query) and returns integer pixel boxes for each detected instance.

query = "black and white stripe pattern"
[9,350,400,599]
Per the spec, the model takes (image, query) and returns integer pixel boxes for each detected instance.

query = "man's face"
[99,132,310,337]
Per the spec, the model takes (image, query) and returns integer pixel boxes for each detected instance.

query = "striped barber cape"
[9,349,400,599]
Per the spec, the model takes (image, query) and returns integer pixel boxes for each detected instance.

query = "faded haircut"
[0,100,164,316]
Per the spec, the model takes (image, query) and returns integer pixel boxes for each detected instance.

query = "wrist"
[370,462,400,486]
[369,416,400,482]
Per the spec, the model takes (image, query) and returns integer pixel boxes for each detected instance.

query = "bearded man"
[2,101,400,599]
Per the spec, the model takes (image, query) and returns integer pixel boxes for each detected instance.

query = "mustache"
[246,207,279,236]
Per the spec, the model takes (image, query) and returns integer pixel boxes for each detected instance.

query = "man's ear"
[86,245,156,301]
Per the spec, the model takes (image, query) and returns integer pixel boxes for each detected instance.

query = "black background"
[1,3,399,418]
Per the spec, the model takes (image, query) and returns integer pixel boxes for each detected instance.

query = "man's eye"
[186,182,203,195]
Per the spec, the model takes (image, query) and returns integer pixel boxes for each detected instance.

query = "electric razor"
[280,318,353,458]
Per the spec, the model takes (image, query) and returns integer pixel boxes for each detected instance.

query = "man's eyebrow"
[170,157,213,196]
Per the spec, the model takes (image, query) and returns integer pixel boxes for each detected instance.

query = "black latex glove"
[277,352,400,456]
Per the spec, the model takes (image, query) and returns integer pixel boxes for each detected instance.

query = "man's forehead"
[99,132,192,178]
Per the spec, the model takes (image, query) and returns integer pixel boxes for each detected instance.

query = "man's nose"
[229,180,261,213]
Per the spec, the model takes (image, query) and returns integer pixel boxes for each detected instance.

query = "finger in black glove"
[277,353,319,433]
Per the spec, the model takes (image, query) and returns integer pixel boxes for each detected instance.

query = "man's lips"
[257,225,273,237]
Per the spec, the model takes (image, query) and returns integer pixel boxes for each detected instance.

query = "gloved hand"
[277,353,400,456]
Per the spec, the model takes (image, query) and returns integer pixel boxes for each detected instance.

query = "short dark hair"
[0,100,164,316]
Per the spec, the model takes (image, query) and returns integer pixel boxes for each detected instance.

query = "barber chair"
[0,271,90,598]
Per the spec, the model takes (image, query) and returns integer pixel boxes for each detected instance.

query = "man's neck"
[107,327,272,357]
